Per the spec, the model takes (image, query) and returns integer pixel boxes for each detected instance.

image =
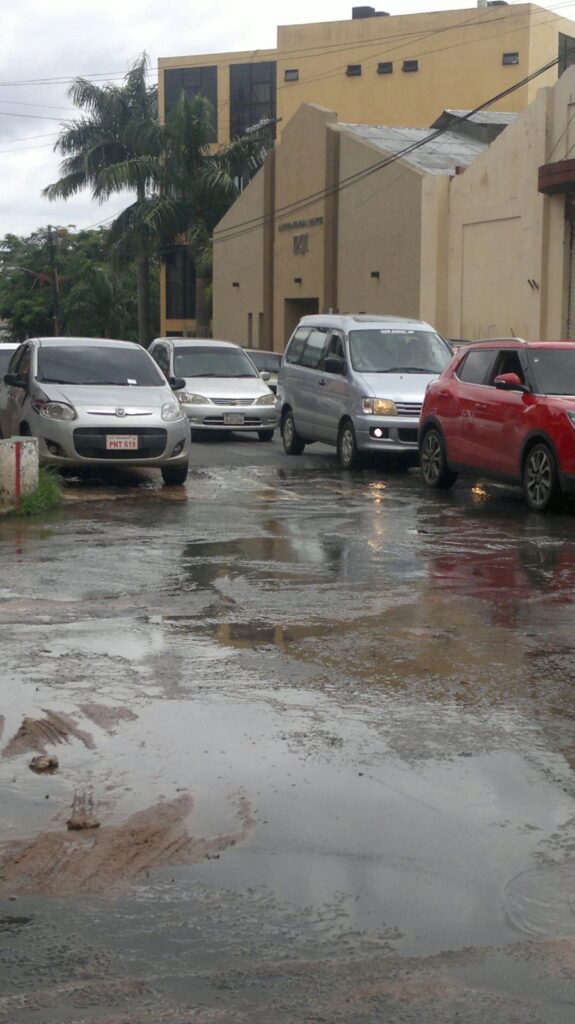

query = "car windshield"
[247,351,281,373]
[349,329,452,374]
[0,348,16,376]
[529,348,575,395]
[37,345,164,386]
[174,346,258,378]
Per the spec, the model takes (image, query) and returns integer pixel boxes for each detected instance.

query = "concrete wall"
[336,127,423,318]
[212,167,266,345]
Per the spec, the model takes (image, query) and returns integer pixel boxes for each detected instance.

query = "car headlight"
[161,402,185,422]
[255,393,276,406]
[178,392,211,405]
[362,397,397,415]
[38,401,77,421]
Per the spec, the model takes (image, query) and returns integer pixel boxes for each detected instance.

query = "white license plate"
[106,435,138,450]
[223,414,244,426]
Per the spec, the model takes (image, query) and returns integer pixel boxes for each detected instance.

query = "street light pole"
[46,225,60,336]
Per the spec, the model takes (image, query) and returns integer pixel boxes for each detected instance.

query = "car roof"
[457,339,575,350]
[296,314,436,331]
[29,336,140,348]
[152,337,240,350]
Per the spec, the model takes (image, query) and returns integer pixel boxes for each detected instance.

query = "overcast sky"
[0,0,572,238]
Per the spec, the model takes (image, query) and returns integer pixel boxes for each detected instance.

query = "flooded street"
[1,437,575,1022]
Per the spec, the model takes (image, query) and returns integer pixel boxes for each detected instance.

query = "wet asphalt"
[1,434,575,1022]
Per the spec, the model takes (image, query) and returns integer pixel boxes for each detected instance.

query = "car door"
[294,326,330,439]
[470,348,532,478]
[447,348,497,465]
[316,331,348,444]
[4,344,32,437]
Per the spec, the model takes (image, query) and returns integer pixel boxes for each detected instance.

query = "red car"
[419,339,575,511]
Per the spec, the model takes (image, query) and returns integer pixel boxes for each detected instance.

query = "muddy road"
[1,436,575,1022]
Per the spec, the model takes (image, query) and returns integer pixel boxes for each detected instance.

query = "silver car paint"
[0,338,190,470]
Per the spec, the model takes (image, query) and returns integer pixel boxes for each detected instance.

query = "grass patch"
[15,467,63,517]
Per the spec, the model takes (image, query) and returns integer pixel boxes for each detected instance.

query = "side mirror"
[169,376,186,391]
[324,356,346,375]
[260,371,271,381]
[494,372,528,393]
[3,373,24,388]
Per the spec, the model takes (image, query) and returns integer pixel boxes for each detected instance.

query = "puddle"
[505,862,575,938]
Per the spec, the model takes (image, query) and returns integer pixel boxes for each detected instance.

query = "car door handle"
[318,379,326,386]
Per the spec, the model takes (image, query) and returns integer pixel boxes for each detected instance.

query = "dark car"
[419,339,575,511]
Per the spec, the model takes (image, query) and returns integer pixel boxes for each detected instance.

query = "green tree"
[43,54,158,345]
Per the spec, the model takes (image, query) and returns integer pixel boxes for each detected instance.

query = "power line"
[213,53,561,246]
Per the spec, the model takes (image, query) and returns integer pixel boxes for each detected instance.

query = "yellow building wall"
[442,72,574,342]
[336,128,423,318]
[212,168,265,344]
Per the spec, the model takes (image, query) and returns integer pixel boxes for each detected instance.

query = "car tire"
[338,420,361,470]
[161,462,189,486]
[258,429,274,442]
[420,427,458,489]
[282,411,305,455]
[523,443,561,511]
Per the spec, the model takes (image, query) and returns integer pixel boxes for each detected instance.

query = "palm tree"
[108,90,268,337]
[43,54,159,345]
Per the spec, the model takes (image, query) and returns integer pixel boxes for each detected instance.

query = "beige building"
[159,3,575,337]
[212,63,575,348]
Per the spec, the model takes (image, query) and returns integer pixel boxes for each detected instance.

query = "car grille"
[395,402,422,416]
[73,427,167,460]
[202,415,264,426]
[210,398,255,407]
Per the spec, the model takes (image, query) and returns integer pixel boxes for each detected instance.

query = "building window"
[164,247,196,320]
[346,64,362,77]
[248,313,253,344]
[164,66,218,141]
[284,69,299,81]
[377,62,393,74]
[502,52,519,65]
[559,33,575,76]
[230,62,277,139]
[402,60,419,73]
[258,312,263,345]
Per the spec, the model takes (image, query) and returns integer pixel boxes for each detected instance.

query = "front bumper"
[184,402,279,432]
[354,414,420,453]
[35,415,190,468]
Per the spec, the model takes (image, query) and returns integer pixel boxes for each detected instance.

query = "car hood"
[37,383,173,411]
[355,371,440,400]
[183,376,272,399]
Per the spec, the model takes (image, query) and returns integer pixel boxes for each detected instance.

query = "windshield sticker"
[379,330,416,335]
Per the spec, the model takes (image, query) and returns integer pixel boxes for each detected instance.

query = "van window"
[285,328,309,364]
[300,328,329,369]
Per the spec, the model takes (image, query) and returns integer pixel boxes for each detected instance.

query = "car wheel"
[258,429,274,442]
[282,411,305,455]
[523,443,560,511]
[161,462,189,486]
[420,427,458,489]
[338,420,361,470]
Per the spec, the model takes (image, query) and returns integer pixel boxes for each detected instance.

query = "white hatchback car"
[149,338,278,440]
[0,337,191,485]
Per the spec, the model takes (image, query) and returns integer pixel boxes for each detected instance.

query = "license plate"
[106,435,138,450]
[223,414,244,426]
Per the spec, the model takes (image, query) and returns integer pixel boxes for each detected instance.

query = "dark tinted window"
[153,345,171,377]
[402,60,419,72]
[528,348,575,395]
[230,62,276,139]
[247,351,281,372]
[285,328,309,365]
[456,349,496,384]
[173,346,258,378]
[489,349,525,383]
[300,328,329,369]
[164,66,218,140]
[37,346,164,386]
[0,348,17,376]
[559,32,575,76]
[377,62,393,75]
[165,247,196,320]
[502,52,519,66]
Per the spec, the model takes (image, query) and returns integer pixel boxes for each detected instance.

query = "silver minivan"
[277,314,453,469]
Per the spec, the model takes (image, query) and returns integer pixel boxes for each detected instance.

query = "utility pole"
[46,225,60,336]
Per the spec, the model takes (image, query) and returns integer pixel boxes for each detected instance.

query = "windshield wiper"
[375,366,436,374]
[38,377,76,384]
